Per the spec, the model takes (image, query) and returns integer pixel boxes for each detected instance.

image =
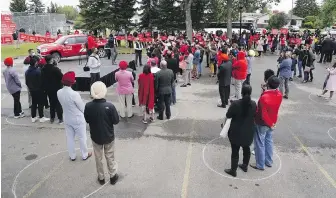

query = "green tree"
[74,15,85,29]
[47,2,58,13]
[113,0,136,30]
[57,5,79,20]
[156,0,183,31]
[268,12,287,29]
[9,0,27,12]
[138,0,159,30]
[191,0,207,30]
[78,0,110,30]
[292,0,319,18]
[28,0,45,13]
[319,0,336,27]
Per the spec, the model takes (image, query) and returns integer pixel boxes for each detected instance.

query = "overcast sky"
[0,0,318,13]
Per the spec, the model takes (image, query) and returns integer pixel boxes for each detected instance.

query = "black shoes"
[157,116,163,120]
[180,84,187,87]
[110,174,119,185]
[187,83,191,86]
[283,95,289,99]
[238,164,248,172]
[224,169,237,177]
[98,177,105,185]
[217,104,226,108]
[50,118,55,124]
[250,164,264,171]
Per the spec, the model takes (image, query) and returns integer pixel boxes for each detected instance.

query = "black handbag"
[83,55,99,72]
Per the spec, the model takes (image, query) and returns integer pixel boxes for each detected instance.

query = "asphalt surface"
[1,52,336,198]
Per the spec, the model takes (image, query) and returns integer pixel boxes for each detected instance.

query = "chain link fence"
[11,12,69,35]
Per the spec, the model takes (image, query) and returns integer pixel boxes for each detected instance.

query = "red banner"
[271,29,278,34]
[19,33,29,40]
[280,28,288,34]
[1,14,12,22]
[146,37,152,42]
[47,38,56,43]
[28,35,36,42]
[1,35,13,44]
[139,37,146,42]
[37,36,46,43]
[127,36,134,41]
[161,36,167,41]
[145,32,151,37]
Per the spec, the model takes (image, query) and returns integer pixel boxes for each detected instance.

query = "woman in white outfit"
[318,62,336,100]
[57,71,92,161]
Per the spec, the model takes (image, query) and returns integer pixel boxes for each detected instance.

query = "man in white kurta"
[57,71,92,160]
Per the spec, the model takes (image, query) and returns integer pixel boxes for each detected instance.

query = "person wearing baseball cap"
[3,57,25,118]
[57,71,92,161]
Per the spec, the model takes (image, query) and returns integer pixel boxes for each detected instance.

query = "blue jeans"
[171,84,176,104]
[298,60,303,76]
[254,125,273,169]
[197,62,202,75]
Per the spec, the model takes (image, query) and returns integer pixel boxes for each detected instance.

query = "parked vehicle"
[37,34,107,62]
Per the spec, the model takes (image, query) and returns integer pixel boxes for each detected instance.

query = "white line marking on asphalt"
[11,148,108,198]
[308,93,336,105]
[327,127,336,142]
[202,137,282,181]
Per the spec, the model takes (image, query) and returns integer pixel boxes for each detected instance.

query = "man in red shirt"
[87,31,97,56]
[251,73,282,170]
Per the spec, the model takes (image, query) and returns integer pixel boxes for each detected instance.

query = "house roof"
[287,14,303,20]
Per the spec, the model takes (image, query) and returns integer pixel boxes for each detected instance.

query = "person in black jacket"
[41,55,63,123]
[318,35,334,63]
[166,51,179,105]
[224,84,257,177]
[25,56,50,123]
[217,54,232,108]
[84,81,120,185]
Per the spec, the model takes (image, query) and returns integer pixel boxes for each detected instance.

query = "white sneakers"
[14,112,25,119]
[31,117,50,123]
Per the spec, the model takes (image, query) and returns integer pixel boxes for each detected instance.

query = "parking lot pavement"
[1,55,336,197]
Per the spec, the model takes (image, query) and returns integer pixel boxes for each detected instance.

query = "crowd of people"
[2,28,336,184]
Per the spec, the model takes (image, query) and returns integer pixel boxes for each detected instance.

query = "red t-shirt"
[280,37,286,45]
[87,35,97,49]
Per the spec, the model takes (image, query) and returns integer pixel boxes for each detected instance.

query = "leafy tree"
[292,0,320,18]
[268,12,287,29]
[319,0,336,27]
[138,0,159,30]
[47,2,58,13]
[57,5,79,20]
[191,0,207,30]
[28,0,45,13]
[74,15,85,29]
[9,0,27,12]
[156,0,183,31]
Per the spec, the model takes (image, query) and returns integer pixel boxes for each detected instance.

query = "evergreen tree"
[191,0,207,30]
[9,0,27,12]
[113,0,136,30]
[292,0,320,18]
[28,0,45,13]
[138,0,159,29]
[78,0,110,30]
[156,0,183,31]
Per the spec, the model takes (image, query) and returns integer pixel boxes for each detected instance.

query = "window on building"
[264,20,269,23]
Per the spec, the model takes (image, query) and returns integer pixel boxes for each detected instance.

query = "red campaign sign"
[139,37,146,42]
[161,36,167,41]
[29,35,36,42]
[2,35,13,44]
[271,29,278,34]
[145,32,151,37]
[1,14,12,22]
[9,23,16,28]
[127,36,134,41]
[19,33,28,40]
[1,23,8,28]
[146,37,152,42]
[45,32,51,37]
[47,38,56,43]
[138,34,144,38]
[280,28,288,34]
[37,36,46,43]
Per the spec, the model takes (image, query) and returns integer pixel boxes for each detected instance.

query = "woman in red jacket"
[232,51,248,100]
[138,65,155,124]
